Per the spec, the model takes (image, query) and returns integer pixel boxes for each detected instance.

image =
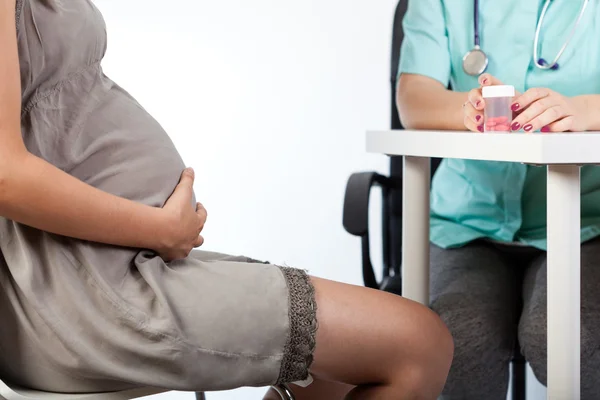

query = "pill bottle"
[482,85,515,132]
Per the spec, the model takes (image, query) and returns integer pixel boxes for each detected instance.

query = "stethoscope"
[463,0,590,76]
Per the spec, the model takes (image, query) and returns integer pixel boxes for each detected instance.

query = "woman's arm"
[577,95,600,131]
[395,0,469,130]
[399,73,514,132]
[396,74,468,130]
[0,5,203,258]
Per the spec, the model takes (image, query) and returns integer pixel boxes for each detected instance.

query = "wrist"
[572,95,600,131]
[146,207,176,252]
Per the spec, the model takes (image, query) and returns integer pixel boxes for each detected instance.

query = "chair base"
[196,385,294,400]
[1,383,292,400]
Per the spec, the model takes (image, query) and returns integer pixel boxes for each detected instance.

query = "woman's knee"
[377,300,453,399]
[432,298,515,367]
[400,303,454,391]
[309,278,453,397]
[519,326,547,385]
[521,320,599,392]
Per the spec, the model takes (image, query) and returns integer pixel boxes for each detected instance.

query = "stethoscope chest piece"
[463,0,488,77]
[463,45,488,76]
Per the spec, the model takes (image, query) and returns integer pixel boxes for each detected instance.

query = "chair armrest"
[342,172,395,289]
[343,172,392,236]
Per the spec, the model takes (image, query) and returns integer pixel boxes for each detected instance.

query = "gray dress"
[0,0,316,393]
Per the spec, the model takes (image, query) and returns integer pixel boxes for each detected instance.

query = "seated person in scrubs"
[396,0,600,399]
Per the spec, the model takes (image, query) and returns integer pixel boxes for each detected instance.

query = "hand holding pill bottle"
[482,85,516,132]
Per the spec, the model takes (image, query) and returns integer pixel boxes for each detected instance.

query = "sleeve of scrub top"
[399,0,451,86]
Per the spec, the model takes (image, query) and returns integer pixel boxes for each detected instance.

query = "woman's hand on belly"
[0,150,205,256]
[156,168,207,261]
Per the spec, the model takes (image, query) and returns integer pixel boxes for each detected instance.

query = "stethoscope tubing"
[466,0,589,74]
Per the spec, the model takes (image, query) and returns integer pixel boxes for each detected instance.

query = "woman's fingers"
[178,168,195,190]
[511,88,551,113]
[477,73,522,100]
[464,90,484,132]
[196,202,207,216]
[196,203,207,229]
[519,106,567,132]
[463,112,483,133]
[478,73,503,87]
[464,102,483,125]
[168,168,195,205]
[511,95,562,132]
[193,235,204,248]
[469,74,504,112]
[467,89,485,111]
[542,116,575,133]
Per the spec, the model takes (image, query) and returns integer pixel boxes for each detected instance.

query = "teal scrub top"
[399,0,600,250]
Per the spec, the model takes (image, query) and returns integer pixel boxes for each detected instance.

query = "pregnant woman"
[0,1,453,399]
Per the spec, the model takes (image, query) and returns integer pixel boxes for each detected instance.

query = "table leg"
[401,156,430,305]
[547,165,581,400]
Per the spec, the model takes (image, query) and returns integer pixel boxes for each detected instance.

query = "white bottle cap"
[482,85,515,98]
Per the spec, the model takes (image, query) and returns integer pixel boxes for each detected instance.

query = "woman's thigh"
[519,238,600,397]
[308,277,453,399]
[0,252,317,393]
[430,241,522,399]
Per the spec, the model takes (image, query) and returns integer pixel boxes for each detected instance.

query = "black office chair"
[341,1,526,399]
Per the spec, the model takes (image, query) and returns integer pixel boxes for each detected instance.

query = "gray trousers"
[430,239,600,400]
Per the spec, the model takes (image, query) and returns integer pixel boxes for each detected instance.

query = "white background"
[94,1,545,399]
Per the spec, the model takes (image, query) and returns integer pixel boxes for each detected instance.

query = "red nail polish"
[524,124,533,132]
[476,100,482,108]
[476,115,482,122]
[482,78,488,84]
[511,122,521,131]
[541,126,551,133]
[511,103,520,112]
[478,125,484,133]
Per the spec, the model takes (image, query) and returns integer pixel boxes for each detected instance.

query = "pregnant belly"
[81,84,189,207]
[24,74,191,208]
[8,75,193,318]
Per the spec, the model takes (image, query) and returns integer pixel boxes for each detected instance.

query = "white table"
[367,130,600,400]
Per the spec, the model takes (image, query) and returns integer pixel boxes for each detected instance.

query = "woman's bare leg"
[265,277,453,400]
